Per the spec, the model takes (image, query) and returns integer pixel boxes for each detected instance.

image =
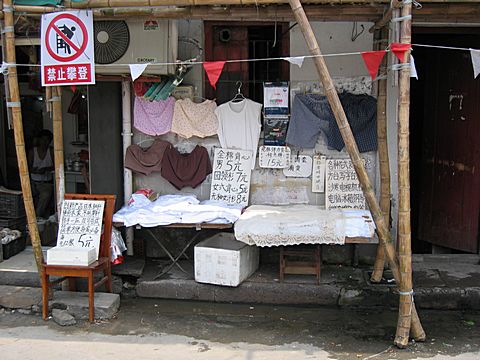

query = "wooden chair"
[42,193,116,322]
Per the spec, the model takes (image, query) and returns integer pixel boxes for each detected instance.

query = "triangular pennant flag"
[390,43,411,63]
[129,63,149,82]
[410,55,418,80]
[284,56,305,68]
[203,61,226,89]
[470,48,480,79]
[360,50,386,80]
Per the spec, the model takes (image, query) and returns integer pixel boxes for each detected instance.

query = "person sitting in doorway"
[28,129,54,219]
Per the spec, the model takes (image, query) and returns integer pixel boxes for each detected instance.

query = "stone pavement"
[1,247,480,310]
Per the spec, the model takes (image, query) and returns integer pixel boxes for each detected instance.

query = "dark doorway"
[410,28,480,254]
[204,22,290,105]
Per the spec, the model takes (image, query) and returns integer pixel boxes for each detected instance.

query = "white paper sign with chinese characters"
[258,146,291,169]
[210,148,252,207]
[41,11,95,86]
[283,155,313,178]
[312,155,327,193]
[325,159,366,210]
[57,200,105,259]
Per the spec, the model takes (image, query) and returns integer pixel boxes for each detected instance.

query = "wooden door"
[416,33,480,253]
[204,24,249,104]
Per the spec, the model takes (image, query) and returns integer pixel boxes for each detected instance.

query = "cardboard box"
[46,247,96,266]
[194,233,259,287]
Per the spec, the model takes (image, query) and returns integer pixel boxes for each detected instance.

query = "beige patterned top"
[171,98,218,138]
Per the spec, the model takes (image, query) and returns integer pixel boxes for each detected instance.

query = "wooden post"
[394,0,414,348]
[2,0,44,270]
[370,27,390,283]
[287,0,425,345]
[52,86,65,214]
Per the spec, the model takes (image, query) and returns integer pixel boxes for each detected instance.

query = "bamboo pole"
[287,0,425,346]
[52,86,65,215]
[370,28,390,283]
[369,0,401,33]
[2,0,44,270]
[394,0,414,348]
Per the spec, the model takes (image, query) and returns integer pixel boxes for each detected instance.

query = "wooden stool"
[279,245,321,284]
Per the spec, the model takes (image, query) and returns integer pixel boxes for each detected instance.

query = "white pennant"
[129,63,149,82]
[470,49,480,79]
[284,56,305,68]
[410,55,418,80]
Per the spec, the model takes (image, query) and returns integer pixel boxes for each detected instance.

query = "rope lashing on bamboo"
[398,290,415,316]
[392,15,412,22]
[2,4,13,12]
[391,63,412,71]
[48,96,61,102]
[6,101,21,107]
[1,26,14,33]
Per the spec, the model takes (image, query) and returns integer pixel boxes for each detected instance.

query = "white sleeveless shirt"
[31,147,53,182]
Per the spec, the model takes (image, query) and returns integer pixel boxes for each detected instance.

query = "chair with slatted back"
[41,193,116,322]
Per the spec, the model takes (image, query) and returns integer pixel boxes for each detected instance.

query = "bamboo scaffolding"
[2,0,44,271]
[394,0,414,348]
[370,28,390,283]
[52,86,65,215]
[287,0,425,346]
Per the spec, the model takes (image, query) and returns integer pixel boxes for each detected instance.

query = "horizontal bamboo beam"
[59,0,480,6]
[8,4,480,23]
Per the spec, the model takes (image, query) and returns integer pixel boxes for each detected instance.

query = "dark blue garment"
[286,93,377,153]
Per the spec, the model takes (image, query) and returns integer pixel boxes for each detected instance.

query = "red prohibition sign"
[45,13,88,62]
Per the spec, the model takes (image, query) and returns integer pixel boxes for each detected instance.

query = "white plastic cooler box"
[194,232,259,287]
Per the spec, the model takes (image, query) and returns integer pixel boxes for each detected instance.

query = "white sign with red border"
[41,11,95,86]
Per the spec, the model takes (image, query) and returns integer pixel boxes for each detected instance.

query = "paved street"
[1,298,479,359]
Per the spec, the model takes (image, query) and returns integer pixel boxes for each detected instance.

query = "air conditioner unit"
[94,19,178,75]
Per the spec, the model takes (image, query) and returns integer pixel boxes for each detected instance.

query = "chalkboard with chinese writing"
[210,148,252,207]
[325,159,366,210]
[57,200,105,259]
[258,146,291,169]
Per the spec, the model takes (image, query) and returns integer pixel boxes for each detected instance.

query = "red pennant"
[390,43,411,63]
[70,85,77,93]
[203,61,226,89]
[361,50,386,80]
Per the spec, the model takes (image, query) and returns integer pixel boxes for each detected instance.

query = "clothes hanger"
[230,81,246,103]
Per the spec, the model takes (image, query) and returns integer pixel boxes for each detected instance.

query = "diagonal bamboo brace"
[287,0,425,345]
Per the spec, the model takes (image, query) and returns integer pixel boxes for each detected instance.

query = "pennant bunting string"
[203,61,226,89]
[470,49,480,79]
[360,50,386,81]
[390,43,412,63]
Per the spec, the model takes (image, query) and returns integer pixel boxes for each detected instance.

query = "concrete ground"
[1,298,480,359]
[1,248,480,310]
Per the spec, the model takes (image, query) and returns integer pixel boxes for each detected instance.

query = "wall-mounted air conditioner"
[94,19,178,75]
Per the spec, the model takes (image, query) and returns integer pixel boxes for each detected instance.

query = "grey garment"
[286,93,377,152]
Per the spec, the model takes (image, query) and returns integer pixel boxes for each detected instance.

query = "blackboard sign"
[210,148,252,207]
[57,200,105,259]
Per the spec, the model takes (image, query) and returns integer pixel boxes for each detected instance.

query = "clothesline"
[2,43,478,69]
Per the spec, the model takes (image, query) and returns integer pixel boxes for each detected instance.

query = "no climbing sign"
[41,11,95,86]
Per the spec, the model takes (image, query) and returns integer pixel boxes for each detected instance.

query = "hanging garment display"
[171,99,218,138]
[287,93,377,152]
[133,96,175,136]
[124,139,171,175]
[161,145,212,190]
[215,98,263,169]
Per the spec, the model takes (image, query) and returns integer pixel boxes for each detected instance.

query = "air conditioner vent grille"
[94,21,130,64]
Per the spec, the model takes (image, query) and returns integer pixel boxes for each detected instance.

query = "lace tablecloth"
[234,205,375,247]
